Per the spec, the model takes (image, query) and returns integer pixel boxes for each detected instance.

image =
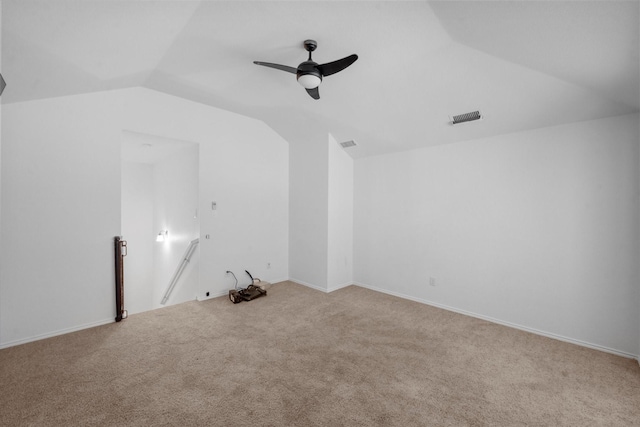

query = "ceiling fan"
[253,39,358,100]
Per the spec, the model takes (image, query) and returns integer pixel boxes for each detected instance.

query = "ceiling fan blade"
[306,87,320,100]
[317,54,358,77]
[253,61,297,74]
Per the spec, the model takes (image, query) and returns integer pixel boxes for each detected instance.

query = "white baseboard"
[0,318,115,350]
[353,281,639,361]
[288,277,328,293]
[288,278,353,294]
[327,282,353,293]
[197,289,229,301]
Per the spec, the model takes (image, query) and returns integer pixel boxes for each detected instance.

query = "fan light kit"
[254,39,358,100]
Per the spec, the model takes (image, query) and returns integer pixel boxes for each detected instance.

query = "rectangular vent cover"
[450,110,482,125]
[340,140,357,148]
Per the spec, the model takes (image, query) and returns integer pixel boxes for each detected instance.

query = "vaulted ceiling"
[3,1,639,158]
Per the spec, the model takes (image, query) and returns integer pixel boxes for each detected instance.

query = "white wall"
[117,89,289,298]
[0,2,4,340]
[0,2,4,341]
[1,92,122,345]
[289,132,355,292]
[153,143,199,306]
[116,89,289,297]
[0,87,289,348]
[124,89,288,298]
[354,114,640,357]
[121,142,199,314]
[121,161,154,314]
[327,134,354,291]
[289,133,329,289]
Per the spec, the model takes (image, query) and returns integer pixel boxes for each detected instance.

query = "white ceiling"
[3,0,639,158]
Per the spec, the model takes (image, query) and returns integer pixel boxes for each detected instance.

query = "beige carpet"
[1,281,639,426]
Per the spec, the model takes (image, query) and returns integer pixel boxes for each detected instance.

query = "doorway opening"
[121,130,199,314]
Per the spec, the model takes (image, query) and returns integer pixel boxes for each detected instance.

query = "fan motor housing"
[296,61,322,88]
[297,61,322,79]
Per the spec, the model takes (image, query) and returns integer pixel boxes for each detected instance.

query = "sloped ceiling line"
[2,1,638,158]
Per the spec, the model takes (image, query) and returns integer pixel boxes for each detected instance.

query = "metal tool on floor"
[228,270,268,304]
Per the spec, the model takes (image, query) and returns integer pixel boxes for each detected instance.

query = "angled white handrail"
[161,238,199,305]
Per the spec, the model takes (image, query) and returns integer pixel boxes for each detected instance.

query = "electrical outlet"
[429,277,436,287]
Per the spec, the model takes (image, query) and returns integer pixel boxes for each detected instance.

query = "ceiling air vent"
[340,140,357,148]
[450,110,482,125]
